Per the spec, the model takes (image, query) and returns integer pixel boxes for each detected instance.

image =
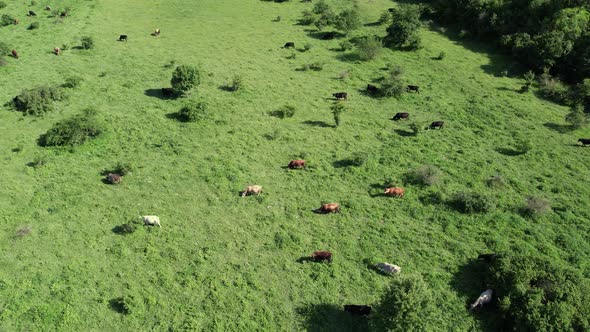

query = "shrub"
[372,274,439,331]
[171,65,201,95]
[113,223,137,235]
[177,100,207,122]
[81,36,94,49]
[338,70,349,80]
[41,108,104,147]
[409,122,421,135]
[487,255,590,331]
[10,86,66,116]
[0,2,6,9]
[487,175,505,188]
[339,40,353,51]
[27,22,39,30]
[452,191,495,213]
[302,43,313,52]
[1,14,15,26]
[380,66,405,98]
[408,165,441,186]
[379,11,392,24]
[523,70,535,86]
[565,104,589,130]
[113,162,133,176]
[334,8,361,34]
[270,105,296,119]
[538,71,571,105]
[385,5,422,50]
[227,75,243,92]
[62,76,83,89]
[514,137,532,154]
[308,62,323,71]
[522,196,551,217]
[356,35,383,61]
[299,10,317,26]
[331,102,346,127]
[350,152,368,166]
[0,41,10,55]
[15,225,32,238]
[435,51,446,60]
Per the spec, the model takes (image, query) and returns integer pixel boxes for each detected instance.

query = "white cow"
[141,215,161,227]
[375,262,401,275]
[470,289,493,310]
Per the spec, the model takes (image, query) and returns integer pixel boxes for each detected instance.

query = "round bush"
[356,35,383,61]
[177,100,207,122]
[81,36,94,50]
[171,65,201,95]
[27,22,39,30]
[0,2,7,9]
[63,76,83,89]
[41,108,104,147]
[10,86,66,116]
[452,191,495,213]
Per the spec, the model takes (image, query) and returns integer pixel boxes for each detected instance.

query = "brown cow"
[106,173,122,185]
[392,112,409,121]
[14,19,19,25]
[384,187,404,198]
[288,159,305,169]
[54,47,61,56]
[312,251,332,263]
[240,185,262,197]
[317,203,340,214]
[11,50,19,59]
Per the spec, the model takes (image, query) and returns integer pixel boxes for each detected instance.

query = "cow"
[60,11,68,17]
[578,138,590,146]
[333,92,347,100]
[375,262,401,275]
[407,85,420,93]
[317,203,340,214]
[28,10,37,16]
[344,305,372,316]
[384,187,404,198]
[283,42,295,49]
[54,47,61,56]
[388,8,395,12]
[240,185,262,197]
[429,121,444,130]
[162,88,175,97]
[141,215,161,227]
[367,84,379,94]
[470,289,493,310]
[14,19,19,25]
[11,50,19,59]
[118,35,128,42]
[106,173,122,185]
[288,159,305,169]
[477,253,498,262]
[152,28,161,36]
[392,112,409,121]
[311,251,332,263]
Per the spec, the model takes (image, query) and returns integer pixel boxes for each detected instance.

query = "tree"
[334,9,361,34]
[385,5,422,50]
[331,102,346,127]
[356,36,383,61]
[171,65,201,95]
[565,104,589,130]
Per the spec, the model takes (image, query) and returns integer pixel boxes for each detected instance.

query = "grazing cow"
[11,50,19,59]
[288,159,305,169]
[54,47,61,56]
[384,187,405,198]
[344,305,372,316]
[470,289,493,310]
[60,11,68,17]
[28,10,37,16]
[141,215,161,227]
[429,121,444,130]
[367,84,379,94]
[317,203,340,214]
[283,42,295,49]
[477,253,498,262]
[311,251,332,263]
[333,92,347,100]
[161,88,175,97]
[118,34,128,42]
[106,173,122,185]
[152,28,161,36]
[240,185,262,197]
[407,85,420,93]
[578,138,590,146]
[375,262,401,274]
[392,112,409,121]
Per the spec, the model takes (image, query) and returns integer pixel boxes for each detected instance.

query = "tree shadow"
[364,21,382,27]
[302,120,333,128]
[109,298,129,314]
[165,112,186,122]
[394,129,415,137]
[112,223,137,235]
[543,122,571,134]
[495,148,524,156]
[297,303,369,332]
[306,30,344,40]
[144,88,178,100]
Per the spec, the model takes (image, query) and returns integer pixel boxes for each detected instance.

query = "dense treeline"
[428,0,590,84]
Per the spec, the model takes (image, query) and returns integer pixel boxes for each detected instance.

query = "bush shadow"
[543,122,571,134]
[333,159,356,168]
[394,129,415,137]
[495,148,524,156]
[297,303,369,332]
[336,52,360,63]
[302,120,333,128]
[306,30,345,41]
[144,88,178,100]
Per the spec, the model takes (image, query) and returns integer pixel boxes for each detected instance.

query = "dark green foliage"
[331,102,346,127]
[349,152,368,166]
[385,5,422,50]
[299,10,316,26]
[301,62,323,71]
[339,40,353,51]
[27,22,39,30]
[487,255,590,331]
[435,51,446,60]
[227,75,243,92]
[177,100,207,122]
[80,36,94,49]
[1,14,15,26]
[270,105,296,119]
[538,71,572,105]
[356,35,383,61]
[408,165,441,186]
[62,76,83,89]
[0,41,9,55]
[109,297,132,314]
[0,2,7,9]
[409,122,421,136]
[10,86,66,116]
[378,10,392,24]
[113,162,133,176]
[333,9,361,34]
[565,104,589,129]
[380,66,405,98]
[522,196,551,218]
[171,65,201,95]
[452,191,495,213]
[372,274,439,331]
[312,0,336,30]
[302,43,313,52]
[41,108,104,147]
[113,223,137,235]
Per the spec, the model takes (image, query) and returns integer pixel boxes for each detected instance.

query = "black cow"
[429,121,444,129]
[283,42,295,49]
[392,112,409,121]
[118,35,128,42]
[388,8,395,12]
[407,85,420,93]
[333,92,347,100]
[578,138,590,146]
[367,84,379,94]
[162,88,175,97]
[28,10,37,16]
[344,305,372,316]
[478,253,498,262]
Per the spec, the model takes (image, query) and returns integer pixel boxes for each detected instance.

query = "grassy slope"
[0,0,589,330]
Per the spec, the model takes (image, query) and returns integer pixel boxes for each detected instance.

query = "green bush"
[339,40,353,51]
[408,165,441,186]
[380,66,405,98]
[487,255,590,331]
[435,51,446,60]
[171,65,201,95]
[226,75,243,92]
[41,108,104,147]
[81,36,94,49]
[0,41,10,55]
[331,102,346,127]
[302,43,313,52]
[350,152,368,166]
[522,196,551,217]
[565,104,589,130]
[177,100,207,122]
[1,14,15,26]
[62,76,83,89]
[10,86,66,116]
[0,2,7,9]
[538,72,571,105]
[356,35,383,61]
[113,162,134,176]
[379,11,392,24]
[334,9,361,34]
[385,5,422,50]
[299,10,317,26]
[27,22,39,30]
[270,105,296,119]
[452,191,495,213]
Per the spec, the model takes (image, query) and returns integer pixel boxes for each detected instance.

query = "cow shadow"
[394,129,415,137]
[144,88,178,100]
[302,120,333,128]
[296,256,313,263]
[495,147,524,156]
[543,122,571,134]
[297,303,369,332]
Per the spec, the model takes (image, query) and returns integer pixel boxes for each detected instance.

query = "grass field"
[1,0,589,330]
